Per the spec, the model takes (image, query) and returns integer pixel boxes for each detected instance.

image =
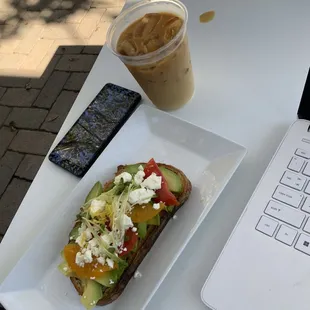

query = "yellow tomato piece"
[129,202,165,223]
[63,244,116,279]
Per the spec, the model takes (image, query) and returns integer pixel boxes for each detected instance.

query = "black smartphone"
[49,83,142,177]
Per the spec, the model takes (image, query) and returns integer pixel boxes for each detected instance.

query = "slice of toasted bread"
[70,163,192,306]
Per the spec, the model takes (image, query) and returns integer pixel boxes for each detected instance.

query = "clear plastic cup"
[106,0,194,111]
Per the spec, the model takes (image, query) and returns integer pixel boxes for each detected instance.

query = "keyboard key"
[304,182,310,195]
[301,198,310,214]
[288,156,304,172]
[275,225,297,245]
[265,200,305,228]
[303,218,310,234]
[303,163,310,177]
[295,148,310,159]
[280,171,306,191]
[295,233,310,255]
[256,216,278,236]
[272,185,303,208]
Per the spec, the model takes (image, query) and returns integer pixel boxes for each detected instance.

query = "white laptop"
[201,69,310,310]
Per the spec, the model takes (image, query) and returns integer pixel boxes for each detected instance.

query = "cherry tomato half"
[144,158,179,206]
[119,228,138,257]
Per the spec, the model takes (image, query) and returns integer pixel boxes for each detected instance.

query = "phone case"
[48,83,142,177]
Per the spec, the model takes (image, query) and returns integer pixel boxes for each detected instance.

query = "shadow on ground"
[0,44,103,244]
[0,0,118,39]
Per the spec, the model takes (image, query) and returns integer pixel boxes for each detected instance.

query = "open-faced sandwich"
[58,158,191,309]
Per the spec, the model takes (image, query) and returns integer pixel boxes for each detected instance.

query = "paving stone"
[0,77,30,88]
[55,45,84,54]
[0,87,6,99]
[20,39,54,72]
[33,71,70,108]
[65,9,87,24]
[91,0,121,8]
[0,178,31,235]
[41,24,79,40]
[9,130,56,155]
[56,54,97,72]
[64,72,88,91]
[0,106,11,126]
[82,45,102,54]
[30,54,61,89]
[41,90,78,133]
[0,127,16,158]
[88,22,109,45]
[0,88,40,107]
[15,154,44,180]
[4,107,48,129]
[0,151,24,196]
[0,54,26,71]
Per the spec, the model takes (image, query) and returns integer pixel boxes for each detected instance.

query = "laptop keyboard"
[256,148,310,255]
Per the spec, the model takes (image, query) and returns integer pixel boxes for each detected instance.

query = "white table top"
[1,0,310,309]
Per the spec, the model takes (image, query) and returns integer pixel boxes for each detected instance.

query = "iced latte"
[106,0,194,111]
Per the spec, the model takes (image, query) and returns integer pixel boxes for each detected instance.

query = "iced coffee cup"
[106,0,194,111]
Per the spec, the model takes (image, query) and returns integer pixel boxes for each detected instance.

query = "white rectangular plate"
[0,105,246,310]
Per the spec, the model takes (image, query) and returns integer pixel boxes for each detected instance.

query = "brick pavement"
[0,0,125,242]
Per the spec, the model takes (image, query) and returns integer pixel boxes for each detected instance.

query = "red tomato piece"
[119,228,138,257]
[144,158,179,206]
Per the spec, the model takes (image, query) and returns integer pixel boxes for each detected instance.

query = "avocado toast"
[58,158,191,308]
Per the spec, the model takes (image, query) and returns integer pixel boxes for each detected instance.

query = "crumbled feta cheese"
[84,228,93,241]
[63,266,68,272]
[88,238,98,248]
[109,279,114,284]
[76,228,92,247]
[91,246,100,257]
[123,247,127,252]
[173,214,177,220]
[129,188,155,205]
[75,252,85,267]
[121,214,133,230]
[134,170,145,185]
[84,250,93,264]
[76,235,86,248]
[114,172,132,184]
[153,203,160,210]
[106,258,114,269]
[134,270,142,279]
[82,248,87,254]
[138,165,144,171]
[97,256,105,265]
[141,173,162,190]
[101,233,113,247]
[90,199,106,216]
[132,227,137,232]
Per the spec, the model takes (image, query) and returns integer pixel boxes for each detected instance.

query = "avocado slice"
[81,279,103,310]
[95,270,118,287]
[137,222,148,238]
[69,223,81,241]
[147,214,160,226]
[58,261,74,277]
[85,181,103,203]
[123,164,183,193]
[159,167,183,193]
[95,265,126,287]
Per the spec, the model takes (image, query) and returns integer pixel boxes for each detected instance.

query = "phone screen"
[49,83,142,177]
